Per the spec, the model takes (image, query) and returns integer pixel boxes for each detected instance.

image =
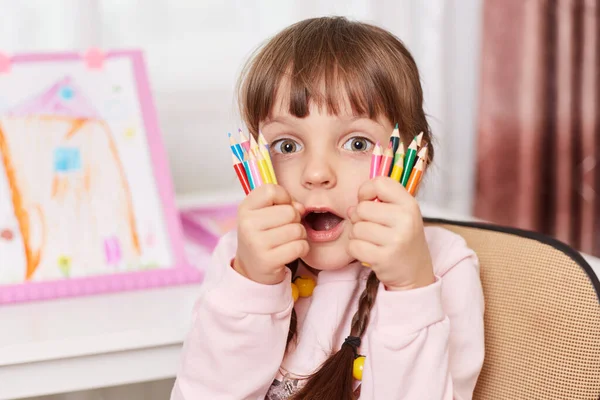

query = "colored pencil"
[239,129,251,152]
[416,144,428,162]
[258,132,277,184]
[400,137,418,187]
[250,134,259,153]
[232,154,250,195]
[415,131,424,148]
[229,132,245,162]
[378,141,394,177]
[389,152,404,182]
[250,135,271,183]
[255,149,273,184]
[370,142,382,179]
[393,141,405,167]
[248,151,263,187]
[406,157,425,196]
[258,131,269,151]
[390,123,400,155]
[242,153,255,190]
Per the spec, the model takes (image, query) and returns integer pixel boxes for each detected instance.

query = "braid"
[291,271,380,400]
[286,260,299,349]
[350,272,379,337]
[287,308,298,349]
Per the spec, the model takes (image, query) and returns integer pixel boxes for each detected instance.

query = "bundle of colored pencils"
[230,125,428,197]
[229,129,277,195]
[370,124,428,196]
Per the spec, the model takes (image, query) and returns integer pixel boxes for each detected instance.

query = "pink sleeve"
[171,232,294,400]
[360,233,485,399]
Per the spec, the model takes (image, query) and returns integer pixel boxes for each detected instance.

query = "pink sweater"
[172,226,485,399]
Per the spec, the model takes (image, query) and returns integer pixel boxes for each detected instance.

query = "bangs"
[239,18,419,136]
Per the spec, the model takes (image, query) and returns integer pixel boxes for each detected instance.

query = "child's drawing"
[0,62,173,285]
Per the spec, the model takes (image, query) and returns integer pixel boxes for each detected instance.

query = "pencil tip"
[395,123,398,129]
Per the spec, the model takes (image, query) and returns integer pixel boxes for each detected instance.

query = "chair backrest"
[424,218,600,400]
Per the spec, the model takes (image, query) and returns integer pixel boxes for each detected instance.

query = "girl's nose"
[302,157,337,189]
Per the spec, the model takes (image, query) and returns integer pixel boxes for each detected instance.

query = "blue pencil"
[242,153,255,190]
[228,132,245,162]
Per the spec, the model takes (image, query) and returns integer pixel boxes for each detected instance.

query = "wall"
[0,0,483,215]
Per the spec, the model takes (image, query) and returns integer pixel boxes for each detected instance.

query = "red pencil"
[377,141,394,177]
[232,154,250,195]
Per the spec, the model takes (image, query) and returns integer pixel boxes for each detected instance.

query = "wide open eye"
[342,137,374,152]
[272,139,303,154]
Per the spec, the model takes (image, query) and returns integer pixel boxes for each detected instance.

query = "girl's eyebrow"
[262,114,385,129]
[345,115,386,128]
[261,115,295,128]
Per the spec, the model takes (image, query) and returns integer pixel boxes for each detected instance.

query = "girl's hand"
[234,185,309,285]
[347,177,435,291]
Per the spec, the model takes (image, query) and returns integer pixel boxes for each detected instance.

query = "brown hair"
[238,16,432,400]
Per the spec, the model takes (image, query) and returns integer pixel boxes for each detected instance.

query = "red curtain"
[476,0,599,256]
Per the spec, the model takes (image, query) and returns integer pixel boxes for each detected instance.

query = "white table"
[0,191,598,400]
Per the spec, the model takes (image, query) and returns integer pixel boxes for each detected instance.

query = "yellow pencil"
[255,149,273,184]
[258,132,277,184]
[390,154,404,182]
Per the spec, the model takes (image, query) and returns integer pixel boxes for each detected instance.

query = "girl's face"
[260,92,394,271]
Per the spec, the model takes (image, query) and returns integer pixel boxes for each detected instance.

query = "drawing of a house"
[0,77,140,282]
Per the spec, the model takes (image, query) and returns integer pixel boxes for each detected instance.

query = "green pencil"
[400,137,418,187]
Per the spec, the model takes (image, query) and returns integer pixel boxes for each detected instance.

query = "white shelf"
[0,285,199,399]
[0,191,598,400]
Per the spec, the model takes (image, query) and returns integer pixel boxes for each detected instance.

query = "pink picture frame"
[180,203,240,252]
[0,50,202,304]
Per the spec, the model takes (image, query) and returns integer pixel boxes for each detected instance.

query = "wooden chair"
[424,218,600,400]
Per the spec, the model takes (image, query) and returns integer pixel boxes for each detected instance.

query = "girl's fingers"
[263,223,307,249]
[358,176,411,204]
[248,204,302,230]
[349,201,398,227]
[347,239,379,265]
[243,184,292,210]
[292,201,306,216]
[269,239,310,266]
[349,221,390,246]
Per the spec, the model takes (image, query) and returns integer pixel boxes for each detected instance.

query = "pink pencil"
[248,151,263,187]
[239,129,251,152]
[370,142,382,179]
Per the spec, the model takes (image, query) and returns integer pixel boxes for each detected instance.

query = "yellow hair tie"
[291,276,316,302]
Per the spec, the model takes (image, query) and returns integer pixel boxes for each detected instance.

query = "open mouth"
[302,209,345,242]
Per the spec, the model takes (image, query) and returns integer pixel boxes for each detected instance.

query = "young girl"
[172,17,484,400]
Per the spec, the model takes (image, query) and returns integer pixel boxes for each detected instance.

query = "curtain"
[476,0,599,256]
